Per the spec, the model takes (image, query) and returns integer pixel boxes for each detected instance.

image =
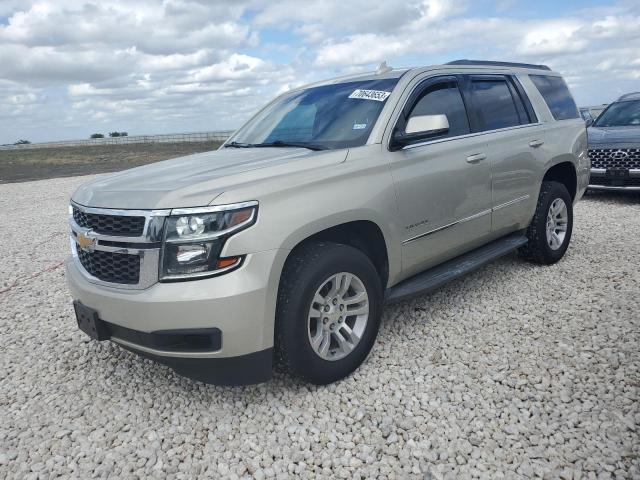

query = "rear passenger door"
[462,75,543,235]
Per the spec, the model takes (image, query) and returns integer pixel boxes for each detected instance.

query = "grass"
[0,141,223,183]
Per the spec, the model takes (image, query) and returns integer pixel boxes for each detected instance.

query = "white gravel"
[0,176,638,480]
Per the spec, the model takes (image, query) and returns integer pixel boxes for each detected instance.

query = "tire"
[519,180,573,264]
[275,241,383,385]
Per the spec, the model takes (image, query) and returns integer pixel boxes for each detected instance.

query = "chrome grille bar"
[69,202,170,289]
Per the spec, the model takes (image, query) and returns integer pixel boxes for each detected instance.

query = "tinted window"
[530,75,579,120]
[408,82,470,138]
[470,79,522,130]
[593,100,640,127]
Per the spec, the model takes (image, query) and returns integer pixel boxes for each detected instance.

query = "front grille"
[589,148,640,169]
[77,249,140,284]
[590,176,640,187]
[73,207,146,237]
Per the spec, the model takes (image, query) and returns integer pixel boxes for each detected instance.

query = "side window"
[469,79,522,131]
[529,75,579,120]
[407,82,470,138]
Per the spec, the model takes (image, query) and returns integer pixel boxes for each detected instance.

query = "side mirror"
[392,114,450,149]
[585,118,594,127]
[406,114,449,134]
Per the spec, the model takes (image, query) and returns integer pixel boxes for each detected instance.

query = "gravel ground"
[0,177,638,480]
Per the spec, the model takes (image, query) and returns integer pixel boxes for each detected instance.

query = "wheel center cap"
[323,301,344,330]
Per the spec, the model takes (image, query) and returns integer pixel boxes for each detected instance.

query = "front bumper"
[66,248,288,385]
[589,168,640,191]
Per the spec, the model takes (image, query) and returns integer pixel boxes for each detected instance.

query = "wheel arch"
[542,159,578,201]
[281,216,394,289]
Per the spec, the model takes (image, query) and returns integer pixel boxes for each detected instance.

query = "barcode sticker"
[348,89,391,102]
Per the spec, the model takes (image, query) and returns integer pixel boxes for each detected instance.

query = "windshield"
[594,100,640,127]
[230,78,399,150]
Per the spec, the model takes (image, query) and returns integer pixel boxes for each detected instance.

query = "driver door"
[388,76,494,278]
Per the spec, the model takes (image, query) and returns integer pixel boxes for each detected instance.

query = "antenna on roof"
[376,61,393,75]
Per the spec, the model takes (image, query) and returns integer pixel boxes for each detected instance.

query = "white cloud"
[0,1,255,54]
[139,49,216,72]
[252,0,428,34]
[315,34,410,68]
[190,54,268,82]
[518,20,586,56]
[0,44,134,85]
[8,93,37,104]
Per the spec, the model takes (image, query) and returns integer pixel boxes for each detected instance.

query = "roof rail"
[446,60,551,71]
[617,92,640,101]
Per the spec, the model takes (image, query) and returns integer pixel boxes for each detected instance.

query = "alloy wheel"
[546,198,568,250]
[307,272,369,361]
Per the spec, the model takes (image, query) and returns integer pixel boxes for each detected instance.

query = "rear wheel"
[519,180,573,264]
[275,241,382,385]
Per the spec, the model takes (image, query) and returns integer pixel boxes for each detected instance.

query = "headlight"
[159,201,257,281]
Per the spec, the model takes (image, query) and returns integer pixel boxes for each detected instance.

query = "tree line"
[10,131,129,145]
[90,132,129,138]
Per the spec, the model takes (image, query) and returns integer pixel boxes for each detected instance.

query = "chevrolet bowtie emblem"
[77,231,97,252]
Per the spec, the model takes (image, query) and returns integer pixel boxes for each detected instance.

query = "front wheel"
[275,241,383,385]
[519,180,573,264]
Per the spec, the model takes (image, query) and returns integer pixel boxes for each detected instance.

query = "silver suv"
[67,60,589,385]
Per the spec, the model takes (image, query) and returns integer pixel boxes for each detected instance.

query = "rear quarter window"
[529,75,579,120]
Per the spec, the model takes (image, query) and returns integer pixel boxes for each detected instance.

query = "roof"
[446,59,551,71]
[617,92,640,102]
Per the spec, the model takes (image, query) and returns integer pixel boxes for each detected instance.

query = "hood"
[588,126,640,147]
[72,147,346,209]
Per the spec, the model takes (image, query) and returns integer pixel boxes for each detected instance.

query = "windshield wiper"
[224,139,327,151]
[223,141,251,148]
[252,140,327,151]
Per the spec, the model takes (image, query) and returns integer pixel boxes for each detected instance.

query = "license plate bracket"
[73,301,110,341]
[606,168,630,179]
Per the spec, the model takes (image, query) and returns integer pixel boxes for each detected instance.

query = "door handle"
[466,153,487,163]
[529,139,544,148]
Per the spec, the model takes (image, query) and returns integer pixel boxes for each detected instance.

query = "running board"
[384,232,528,304]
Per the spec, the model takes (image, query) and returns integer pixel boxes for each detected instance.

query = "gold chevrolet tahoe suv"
[66,60,589,385]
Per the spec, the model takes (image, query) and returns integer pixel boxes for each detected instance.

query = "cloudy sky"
[1,0,639,144]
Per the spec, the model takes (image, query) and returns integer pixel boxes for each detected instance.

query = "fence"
[0,131,235,150]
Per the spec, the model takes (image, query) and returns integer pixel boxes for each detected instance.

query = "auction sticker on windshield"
[348,89,391,101]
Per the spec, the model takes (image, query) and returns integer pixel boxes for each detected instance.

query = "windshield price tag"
[348,89,391,102]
